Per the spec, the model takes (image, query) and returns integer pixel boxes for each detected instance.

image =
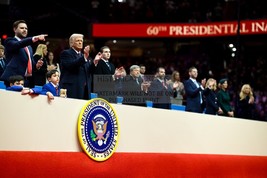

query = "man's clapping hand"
[83,45,90,59]
[93,52,102,66]
[114,67,126,78]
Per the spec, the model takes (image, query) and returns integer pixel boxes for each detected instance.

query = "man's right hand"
[33,34,48,42]
[93,52,102,66]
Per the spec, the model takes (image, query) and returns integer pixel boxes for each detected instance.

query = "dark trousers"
[24,76,35,88]
[83,85,89,100]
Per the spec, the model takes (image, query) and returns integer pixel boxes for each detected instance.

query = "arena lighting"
[231,53,236,57]
[113,40,117,43]
[131,40,135,43]
[232,47,237,52]
[1,34,7,40]
[228,44,234,48]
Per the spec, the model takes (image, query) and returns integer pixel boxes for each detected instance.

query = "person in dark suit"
[184,66,206,113]
[93,46,116,76]
[148,67,178,109]
[203,78,223,115]
[0,45,7,79]
[235,84,256,120]
[121,65,148,107]
[1,20,47,88]
[93,46,126,102]
[59,33,93,100]
[33,44,48,86]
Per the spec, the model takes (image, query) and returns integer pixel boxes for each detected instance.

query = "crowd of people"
[0,19,265,122]
[88,0,266,23]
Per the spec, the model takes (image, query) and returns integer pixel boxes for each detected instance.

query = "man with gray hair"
[120,64,149,107]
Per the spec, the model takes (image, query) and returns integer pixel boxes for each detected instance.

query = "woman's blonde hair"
[239,84,253,100]
[205,78,217,90]
[34,44,47,58]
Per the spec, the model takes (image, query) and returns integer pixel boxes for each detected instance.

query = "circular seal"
[77,98,120,161]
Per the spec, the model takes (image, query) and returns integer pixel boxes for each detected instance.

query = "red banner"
[92,19,267,38]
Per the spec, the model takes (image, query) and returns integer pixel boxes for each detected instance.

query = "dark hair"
[13,20,26,29]
[219,78,228,84]
[139,64,146,68]
[171,70,180,82]
[46,69,59,79]
[156,67,165,73]
[8,75,24,84]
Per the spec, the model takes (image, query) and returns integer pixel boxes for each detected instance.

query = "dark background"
[1,0,267,120]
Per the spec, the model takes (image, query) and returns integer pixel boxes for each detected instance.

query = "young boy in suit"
[42,69,66,100]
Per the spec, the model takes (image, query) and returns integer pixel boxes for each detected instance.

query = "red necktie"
[24,47,32,75]
[55,87,58,96]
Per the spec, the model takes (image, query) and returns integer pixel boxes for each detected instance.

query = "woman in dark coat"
[217,78,234,117]
[236,84,256,120]
[203,78,223,115]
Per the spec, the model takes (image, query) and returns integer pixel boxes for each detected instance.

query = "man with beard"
[148,67,178,109]
[1,20,47,88]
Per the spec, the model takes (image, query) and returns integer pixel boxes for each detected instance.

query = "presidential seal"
[78,98,119,161]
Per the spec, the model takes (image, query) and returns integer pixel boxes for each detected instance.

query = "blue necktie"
[194,81,203,104]
[106,62,111,70]
[193,80,199,87]
[0,60,4,68]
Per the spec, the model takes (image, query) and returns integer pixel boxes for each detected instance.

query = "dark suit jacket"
[235,96,255,119]
[92,59,117,102]
[148,78,175,109]
[121,75,145,106]
[59,48,93,99]
[203,88,219,115]
[0,58,7,78]
[184,79,204,113]
[93,59,115,75]
[41,82,60,96]
[1,37,37,83]
[33,54,47,86]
